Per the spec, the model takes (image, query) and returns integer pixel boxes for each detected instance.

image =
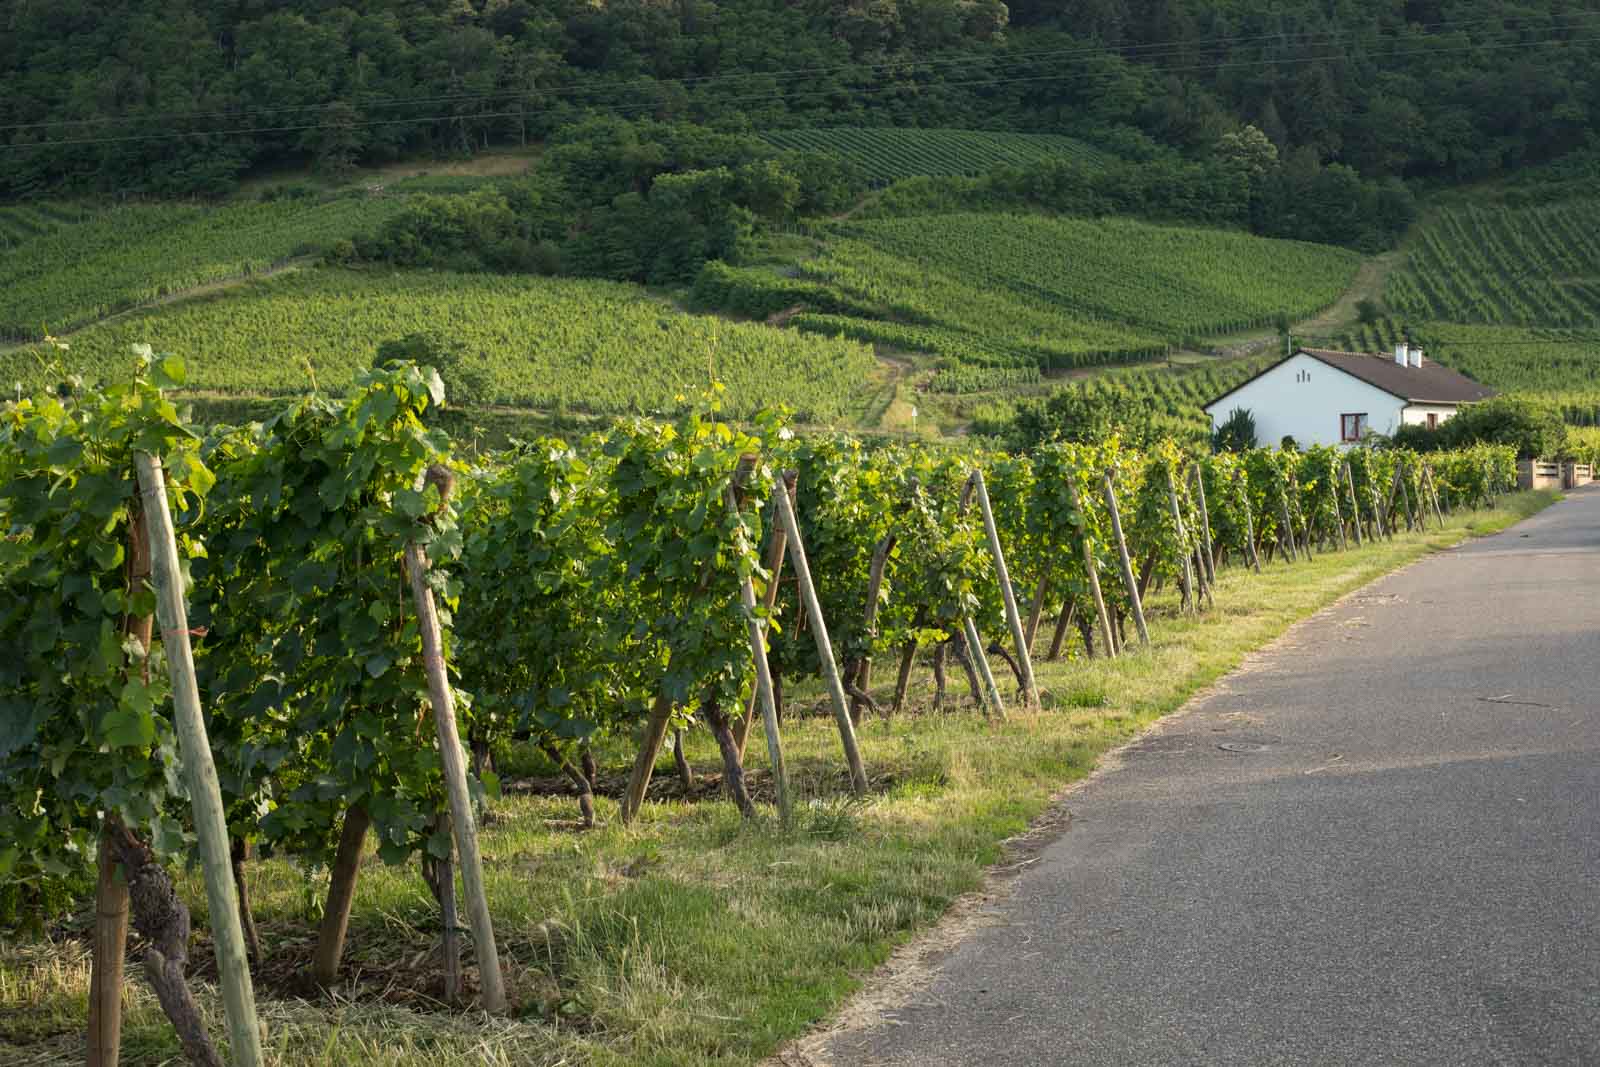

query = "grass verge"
[0,490,1558,1066]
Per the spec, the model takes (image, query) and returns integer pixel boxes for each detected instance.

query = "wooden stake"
[961,615,1005,718]
[1342,462,1364,547]
[1423,466,1446,529]
[405,541,505,1013]
[1329,472,1348,551]
[1101,473,1149,647]
[312,806,368,987]
[1234,471,1263,573]
[1163,468,1196,608]
[88,823,129,1067]
[850,533,895,725]
[773,476,869,796]
[91,495,153,1067]
[970,470,1037,707]
[1288,475,1314,559]
[733,492,792,824]
[1065,476,1115,657]
[735,480,790,759]
[1047,599,1077,661]
[1190,465,1216,584]
[1277,479,1299,563]
[1024,571,1050,650]
[1368,467,1391,540]
[134,453,264,1065]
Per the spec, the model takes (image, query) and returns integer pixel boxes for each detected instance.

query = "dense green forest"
[5,0,1598,199]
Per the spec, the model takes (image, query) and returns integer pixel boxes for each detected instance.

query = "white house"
[1203,344,1495,448]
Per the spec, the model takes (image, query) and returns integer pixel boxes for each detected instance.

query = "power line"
[4,9,1600,135]
[8,30,1600,152]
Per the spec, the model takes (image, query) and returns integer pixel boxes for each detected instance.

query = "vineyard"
[0,354,1528,1066]
[1384,200,1600,327]
[704,215,1360,379]
[0,270,881,423]
[761,128,1108,185]
[0,202,99,248]
[0,192,419,342]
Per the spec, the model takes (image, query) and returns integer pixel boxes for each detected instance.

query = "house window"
[1426,412,1439,430]
[1340,413,1368,442]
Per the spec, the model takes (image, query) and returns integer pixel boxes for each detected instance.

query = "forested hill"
[4,0,1598,197]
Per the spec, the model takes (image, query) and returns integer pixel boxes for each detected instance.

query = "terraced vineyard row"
[0,202,98,247]
[1,269,879,423]
[1385,200,1600,327]
[840,215,1360,340]
[0,192,416,341]
[762,127,1107,185]
[793,237,1169,368]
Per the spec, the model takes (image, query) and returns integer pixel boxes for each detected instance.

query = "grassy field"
[0,490,1557,1067]
[1,269,883,424]
[761,128,1108,185]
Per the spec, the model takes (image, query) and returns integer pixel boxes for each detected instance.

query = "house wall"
[1401,403,1459,427]
[1205,353,1405,448]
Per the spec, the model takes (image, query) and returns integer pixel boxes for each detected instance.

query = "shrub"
[1212,407,1257,452]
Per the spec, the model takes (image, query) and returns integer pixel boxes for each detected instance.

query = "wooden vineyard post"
[1288,475,1313,560]
[1370,468,1391,540]
[1047,599,1077,661]
[733,513,792,825]
[1024,570,1051,650]
[773,474,870,796]
[1423,467,1446,529]
[88,822,130,1067]
[736,478,791,759]
[1329,475,1348,551]
[1101,472,1149,647]
[1064,475,1115,658]
[1233,470,1262,574]
[134,454,265,1066]
[970,470,1038,707]
[405,539,506,1013]
[1383,462,1405,532]
[90,499,148,1067]
[1398,464,1419,531]
[960,615,1006,718]
[1277,477,1299,563]
[849,533,896,725]
[1164,468,1196,609]
[1190,465,1216,585]
[1342,462,1364,547]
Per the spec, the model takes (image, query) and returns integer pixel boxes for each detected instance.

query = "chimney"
[1408,347,1422,368]
[1395,343,1408,365]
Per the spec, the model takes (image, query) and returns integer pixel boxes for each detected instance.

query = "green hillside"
[1354,199,1600,421]
[706,214,1359,372]
[0,193,418,341]
[761,128,1108,185]
[1385,200,1600,327]
[1,269,879,424]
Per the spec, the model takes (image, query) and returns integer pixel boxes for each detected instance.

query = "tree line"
[5,0,1598,199]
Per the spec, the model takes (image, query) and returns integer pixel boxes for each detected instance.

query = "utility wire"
[7,30,1600,152]
[4,9,1600,134]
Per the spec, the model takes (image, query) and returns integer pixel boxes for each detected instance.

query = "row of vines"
[0,357,1517,1064]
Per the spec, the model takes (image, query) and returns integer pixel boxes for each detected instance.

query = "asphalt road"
[816,490,1600,1066]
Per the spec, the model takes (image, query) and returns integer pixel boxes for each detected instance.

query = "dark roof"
[1204,347,1497,410]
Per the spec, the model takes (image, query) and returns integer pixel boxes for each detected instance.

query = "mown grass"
[0,490,1558,1066]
